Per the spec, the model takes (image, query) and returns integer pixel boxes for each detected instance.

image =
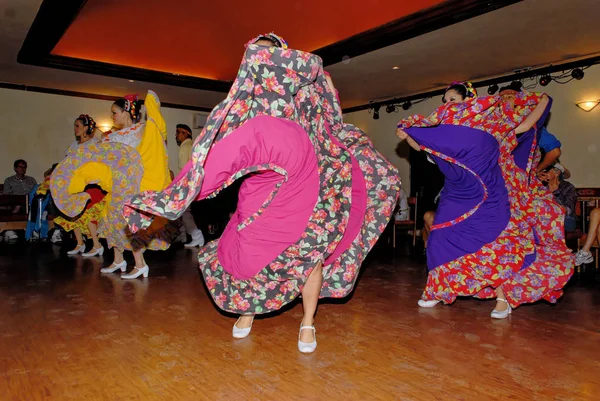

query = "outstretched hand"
[396,128,409,140]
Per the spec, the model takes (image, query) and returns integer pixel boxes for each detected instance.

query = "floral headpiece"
[123,94,140,120]
[446,81,477,99]
[77,114,97,135]
[247,32,288,49]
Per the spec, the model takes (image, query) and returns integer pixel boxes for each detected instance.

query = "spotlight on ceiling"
[571,68,584,80]
[373,106,380,120]
[539,75,552,86]
[487,84,499,95]
[510,81,523,91]
[386,104,396,113]
[402,101,412,111]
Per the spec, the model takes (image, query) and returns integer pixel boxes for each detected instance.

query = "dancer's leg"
[87,222,101,249]
[300,263,323,343]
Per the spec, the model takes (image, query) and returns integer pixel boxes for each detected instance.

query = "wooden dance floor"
[1,242,598,400]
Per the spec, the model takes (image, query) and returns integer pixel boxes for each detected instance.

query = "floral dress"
[53,137,107,236]
[122,43,399,314]
[51,92,175,251]
[399,93,573,308]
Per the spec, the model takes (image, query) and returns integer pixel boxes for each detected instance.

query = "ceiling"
[329,0,600,108]
[52,0,446,81]
[1,0,600,111]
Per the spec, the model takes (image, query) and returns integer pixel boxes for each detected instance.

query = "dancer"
[122,33,399,352]
[51,92,174,279]
[397,82,573,318]
[53,115,106,256]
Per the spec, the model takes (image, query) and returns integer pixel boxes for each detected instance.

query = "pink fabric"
[323,134,367,266]
[198,116,320,279]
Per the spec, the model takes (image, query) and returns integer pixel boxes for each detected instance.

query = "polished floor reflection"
[0,242,598,400]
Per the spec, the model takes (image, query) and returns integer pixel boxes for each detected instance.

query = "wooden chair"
[392,196,418,249]
[575,188,600,270]
[0,194,30,232]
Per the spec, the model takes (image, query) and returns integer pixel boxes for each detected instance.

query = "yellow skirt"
[54,198,106,237]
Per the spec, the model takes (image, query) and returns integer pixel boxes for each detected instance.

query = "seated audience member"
[2,159,37,241]
[3,159,37,198]
[422,211,435,250]
[26,164,57,241]
[539,163,577,231]
[394,188,409,221]
[574,207,600,266]
[536,126,570,177]
[422,189,442,254]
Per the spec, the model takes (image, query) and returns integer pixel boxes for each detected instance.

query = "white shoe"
[298,325,317,353]
[184,234,205,248]
[232,315,254,338]
[4,230,18,241]
[417,299,440,308]
[82,246,104,257]
[491,298,512,319]
[100,261,127,274]
[574,250,594,266]
[121,265,149,279]
[67,244,85,255]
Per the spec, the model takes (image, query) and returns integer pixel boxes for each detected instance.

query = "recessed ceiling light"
[128,80,135,83]
[392,66,400,70]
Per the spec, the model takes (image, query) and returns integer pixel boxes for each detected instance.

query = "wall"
[344,63,600,192]
[0,88,208,181]
[2,64,599,191]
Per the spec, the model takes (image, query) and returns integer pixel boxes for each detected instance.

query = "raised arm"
[515,94,549,135]
[396,127,421,151]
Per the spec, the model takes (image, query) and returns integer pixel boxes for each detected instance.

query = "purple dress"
[399,94,572,307]
[405,125,510,270]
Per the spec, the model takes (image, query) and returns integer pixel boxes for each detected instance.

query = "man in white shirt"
[175,124,205,247]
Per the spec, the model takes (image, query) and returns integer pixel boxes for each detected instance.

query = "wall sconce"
[576,100,600,112]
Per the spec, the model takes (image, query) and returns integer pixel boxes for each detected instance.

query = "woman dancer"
[397,82,573,318]
[51,92,173,279]
[122,33,399,352]
[54,115,106,257]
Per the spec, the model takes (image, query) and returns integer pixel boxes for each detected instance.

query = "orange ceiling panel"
[51,0,445,81]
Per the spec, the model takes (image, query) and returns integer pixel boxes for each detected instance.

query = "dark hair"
[75,114,97,136]
[253,33,285,48]
[176,124,193,138]
[14,159,26,168]
[443,84,468,103]
[499,81,523,94]
[113,98,145,123]
[44,163,58,177]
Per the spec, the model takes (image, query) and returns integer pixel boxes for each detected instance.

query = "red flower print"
[266,298,283,310]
